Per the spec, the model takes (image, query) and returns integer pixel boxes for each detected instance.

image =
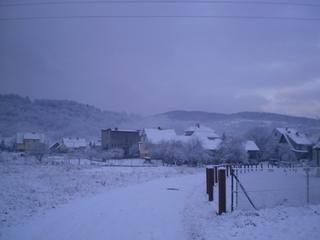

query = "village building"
[139,128,177,158]
[244,140,260,163]
[272,128,312,160]
[183,124,222,152]
[62,137,87,150]
[313,142,320,167]
[15,132,45,152]
[101,128,140,156]
[49,137,87,153]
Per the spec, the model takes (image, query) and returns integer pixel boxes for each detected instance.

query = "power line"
[1,15,320,21]
[1,0,320,8]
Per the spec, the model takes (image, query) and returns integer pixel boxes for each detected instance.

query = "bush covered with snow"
[148,138,211,166]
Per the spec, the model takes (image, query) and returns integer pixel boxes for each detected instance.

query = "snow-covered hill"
[1,94,319,140]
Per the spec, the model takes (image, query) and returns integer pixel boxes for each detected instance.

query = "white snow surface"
[16,132,45,144]
[1,158,320,240]
[0,157,196,234]
[2,174,201,240]
[143,128,177,144]
[245,140,260,151]
[276,128,312,145]
[62,137,87,148]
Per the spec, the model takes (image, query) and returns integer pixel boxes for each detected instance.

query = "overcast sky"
[0,1,320,117]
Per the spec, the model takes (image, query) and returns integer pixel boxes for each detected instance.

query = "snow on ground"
[235,166,320,209]
[184,166,320,240]
[0,155,198,234]
[1,173,203,240]
[1,156,320,240]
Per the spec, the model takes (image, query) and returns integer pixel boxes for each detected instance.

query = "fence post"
[214,166,218,184]
[208,167,214,201]
[306,168,310,205]
[218,168,226,215]
[206,167,209,194]
[231,167,234,212]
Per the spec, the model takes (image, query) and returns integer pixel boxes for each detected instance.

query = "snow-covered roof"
[185,124,219,139]
[245,140,260,152]
[103,128,139,133]
[276,128,311,145]
[201,138,222,151]
[143,128,177,144]
[16,132,45,143]
[314,142,320,149]
[62,137,87,148]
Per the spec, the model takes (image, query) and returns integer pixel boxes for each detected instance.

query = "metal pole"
[231,168,234,212]
[306,168,310,205]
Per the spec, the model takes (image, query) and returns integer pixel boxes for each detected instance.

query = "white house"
[139,128,177,158]
[183,124,222,152]
[62,137,87,149]
[272,128,312,160]
[244,140,260,163]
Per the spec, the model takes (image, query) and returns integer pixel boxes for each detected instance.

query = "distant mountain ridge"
[0,94,319,141]
[0,94,132,139]
[158,110,319,125]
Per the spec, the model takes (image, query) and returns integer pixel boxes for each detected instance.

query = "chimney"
[196,123,200,128]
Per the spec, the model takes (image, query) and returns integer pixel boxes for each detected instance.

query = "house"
[272,128,312,160]
[244,140,260,163]
[49,137,87,153]
[15,132,45,152]
[101,128,140,156]
[313,142,320,167]
[62,137,87,150]
[183,124,222,152]
[139,128,177,158]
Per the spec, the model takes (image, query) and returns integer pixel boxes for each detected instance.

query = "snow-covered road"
[2,173,203,240]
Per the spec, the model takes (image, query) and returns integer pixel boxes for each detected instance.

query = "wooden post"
[206,167,209,194]
[214,166,218,184]
[218,168,226,215]
[208,168,214,201]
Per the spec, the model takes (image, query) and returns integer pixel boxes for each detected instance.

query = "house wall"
[16,143,25,152]
[273,129,311,160]
[24,139,40,150]
[101,129,140,156]
[313,149,320,166]
[247,150,259,163]
[16,139,40,152]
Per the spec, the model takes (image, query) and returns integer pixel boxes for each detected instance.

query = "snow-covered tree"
[215,136,247,164]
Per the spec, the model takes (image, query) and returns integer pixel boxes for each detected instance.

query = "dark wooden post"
[214,166,218,184]
[218,168,226,215]
[206,167,209,194]
[208,168,214,201]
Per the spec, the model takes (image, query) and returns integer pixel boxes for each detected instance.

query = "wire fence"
[232,165,320,210]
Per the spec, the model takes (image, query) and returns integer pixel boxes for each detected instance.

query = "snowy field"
[235,166,320,210]
[1,155,320,240]
[0,155,197,234]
